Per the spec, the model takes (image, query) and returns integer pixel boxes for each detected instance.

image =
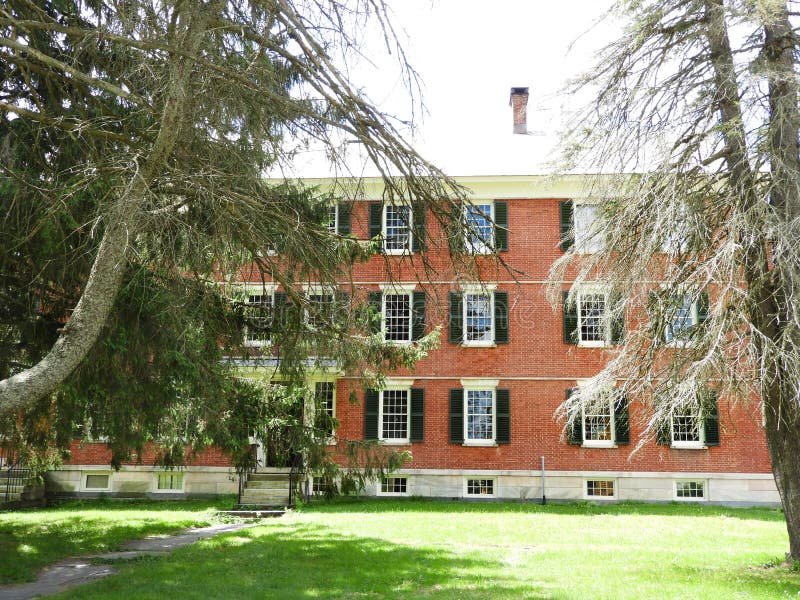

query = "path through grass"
[49,498,800,599]
[0,497,233,584]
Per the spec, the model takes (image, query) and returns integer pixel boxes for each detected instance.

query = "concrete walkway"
[0,521,260,600]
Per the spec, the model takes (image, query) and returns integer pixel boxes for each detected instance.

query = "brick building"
[47,89,778,505]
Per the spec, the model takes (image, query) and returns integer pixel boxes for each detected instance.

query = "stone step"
[245,480,291,490]
[248,473,292,483]
[239,492,291,505]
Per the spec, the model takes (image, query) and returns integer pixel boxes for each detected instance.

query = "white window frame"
[380,284,415,344]
[464,201,495,254]
[573,202,604,253]
[674,479,707,501]
[242,283,277,348]
[153,471,185,494]
[383,203,413,255]
[575,285,611,348]
[378,378,414,445]
[377,476,410,496]
[81,471,112,492]
[326,203,338,234]
[664,293,699,346]
[312,379,337,443]
[303,284,336,330]
[461,379,499,447]
[584,479,617,500]
[464,477,496,497]
[461,284,497,347]
[670,406,705,449]
[578,384,617,448]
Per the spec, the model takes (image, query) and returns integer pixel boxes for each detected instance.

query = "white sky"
[291,0,617,178]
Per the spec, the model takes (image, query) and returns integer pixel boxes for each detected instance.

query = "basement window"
[585,479,616,499]
[466,478,495,496]
[379,476,408,496]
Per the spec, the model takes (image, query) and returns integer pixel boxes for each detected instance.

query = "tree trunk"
[763,380,800,560]
[0,2,221,416]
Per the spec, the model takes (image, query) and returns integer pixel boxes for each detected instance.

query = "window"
[466,478,495,496]
[464,293,493,344]
[665,294,697,343]
[574,203,603,253]
[578,290,607,345]
[306,292,334,329]
[364,382,424,443]
[312,477,332,496]
[380,389,410,443]
[671,407,702,447]
[314,381,336,439]
[465,389,494,443]
[384,293,412,342]
[379,476,408,495]
[465,203,494,253]
[567,387,630,447]
[449,382,510,446]
[83,473,111,491]
[325,204,338,233]
[563,287,623,346]
[156,471,183,492]
[384,204,413,254]
[449,289,509,346]
[658,391,720,449]
[586,479,615,498]
[675,480,706,500]
[243,290,274,347]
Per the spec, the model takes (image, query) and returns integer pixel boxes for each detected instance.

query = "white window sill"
[153,489,184,495]
[674,496,707,502]
[665,340,695,348]
[578,341,608,349]
[462,441,497,447]
[584,495,617,501]
[671,442,706,450]
[383,249,412,256]
[384,338,413,346]
[461,342,496,348]
[582,441,617,449]
[243,341,271,348]
[380,439,410,446]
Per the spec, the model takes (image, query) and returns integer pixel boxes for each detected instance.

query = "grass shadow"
[54,521,556,599]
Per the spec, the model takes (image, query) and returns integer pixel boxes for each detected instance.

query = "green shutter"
[494,291,509,344]
[364,389,379,440]
[368,202,382,240]
[494,201,509,251]
[337,203,352,236]
[610,292,624,345]
[449,292,464,344]
[563,291,578,344]
[412,291,426,340]
[656,415,671,445]
[703,390,720,446]
[614,393,630,445]
[559,200,574,251]
[496,389,511,443]
[410,388,425,442]
[412,203,426,252]
[367,291,382,335]
[697,290,710,324]
[449,389,464,444]
[566,388,582,445]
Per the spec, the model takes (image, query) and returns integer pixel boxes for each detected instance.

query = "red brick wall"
[121,196,772,475]
[65,441,233,467]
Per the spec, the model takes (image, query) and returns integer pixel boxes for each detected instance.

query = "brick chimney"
[509,87,529,134]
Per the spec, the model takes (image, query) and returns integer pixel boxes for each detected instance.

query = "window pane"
[465,203,493,253]
[465,293,493,342]
[85,474,109,489]
[466,390,493,440]
[307,293,333,328]
[326,205,337,232]
[586,480,614,497]
[157,472,182,490]
[574,204,603,252]
[384,294,411,341]
[579,293,606,342]
[672,410,700,442]
[314,382,335,436]
[381,389,409,440]
[381,477,407,493]
[676,480,705,498]
[244,293,272,345]
[467,479,494,495]
[584,400,612,441]
[385,205,411,251]
[666,295,694,342]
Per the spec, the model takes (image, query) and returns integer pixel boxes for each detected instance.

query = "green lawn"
[0,497,233,584]
[40,498,800,599]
